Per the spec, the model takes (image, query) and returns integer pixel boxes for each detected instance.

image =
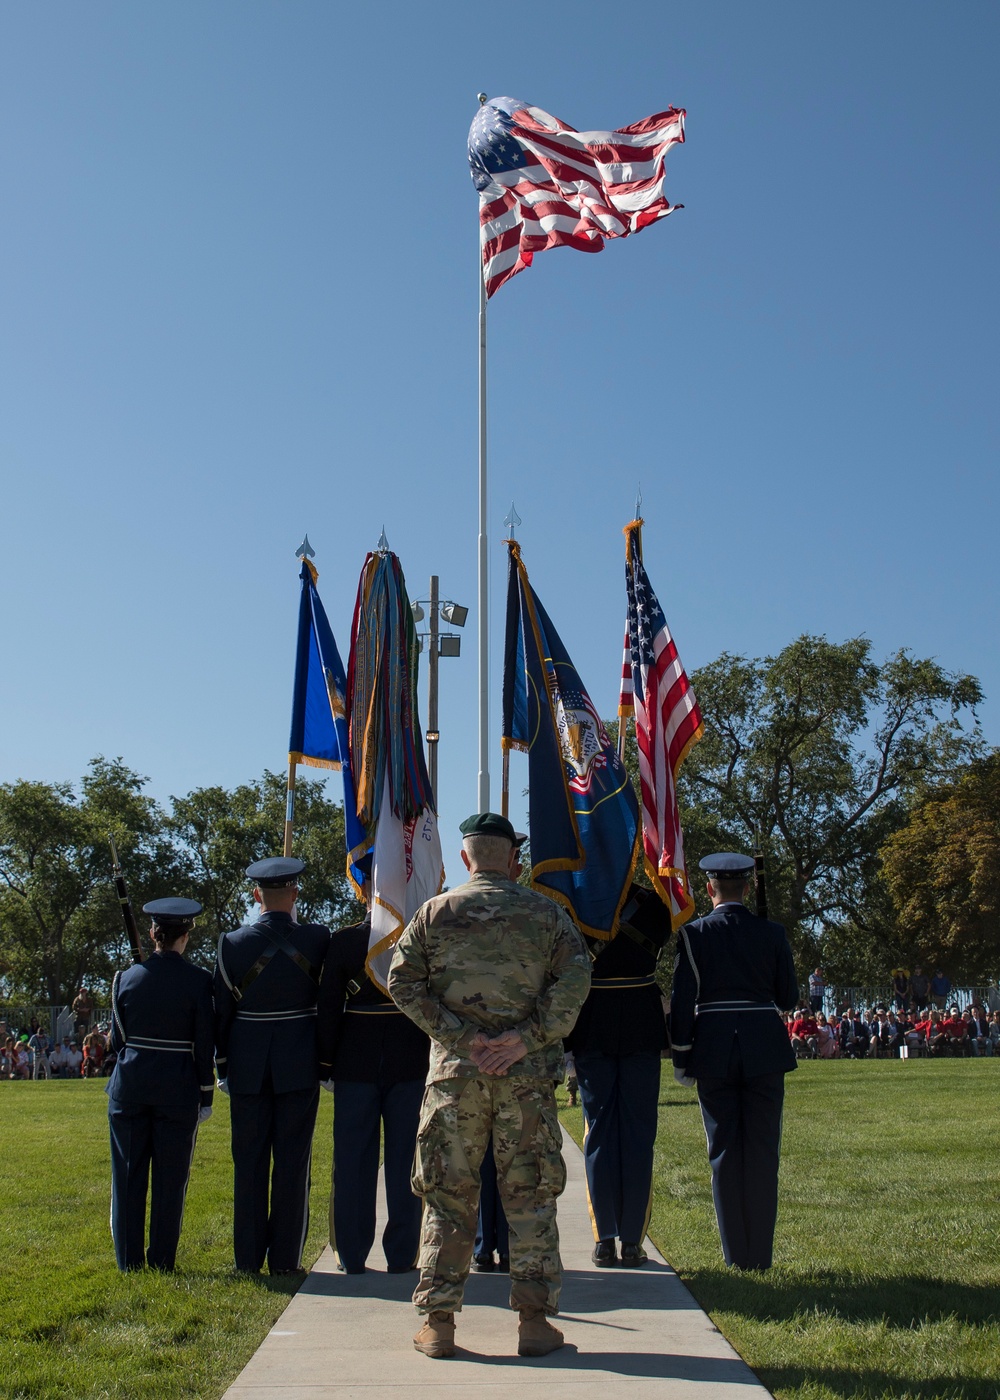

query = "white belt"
[696,1000,778,1014]
[235,1008,317,1022]
[128,1036,195,1053]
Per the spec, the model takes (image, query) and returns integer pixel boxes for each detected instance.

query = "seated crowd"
[0,1023,114,1080]
[785,1003,999,1059]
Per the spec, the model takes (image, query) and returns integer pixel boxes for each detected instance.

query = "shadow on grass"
[758,1364,999,1400]
[683,1269,999,1329]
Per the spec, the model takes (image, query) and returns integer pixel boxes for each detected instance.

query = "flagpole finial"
[376,527,390,552]
[503,501,522,537]
[477,92,488,104]
[635,484,643,520]
[295,534,315,561]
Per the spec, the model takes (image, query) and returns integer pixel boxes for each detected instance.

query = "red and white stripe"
[622,536,703,929]
[480,104,685,298]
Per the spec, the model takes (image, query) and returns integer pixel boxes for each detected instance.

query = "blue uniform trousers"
[474,1136,510,1259]
[331,1078,424,1272]
[230,1084,319,1273]
[108,1100,199,1271]
[696,1043,785,1270]
[575,1050,661,1244]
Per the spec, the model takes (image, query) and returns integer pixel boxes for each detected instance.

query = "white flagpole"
[476,94,490,811]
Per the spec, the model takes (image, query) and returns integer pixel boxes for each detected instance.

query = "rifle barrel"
[110,837,144,964]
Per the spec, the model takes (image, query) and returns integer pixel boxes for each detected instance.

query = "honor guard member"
[317,856,430,1274]
[107,898,214,1271]
[565,882,670,1268]
[670,853,798,1271]
[214,857,331,1275]
[388,813,591,1361]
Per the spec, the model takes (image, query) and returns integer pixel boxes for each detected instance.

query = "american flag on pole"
[621,520,703,928]
[468,96,685,299]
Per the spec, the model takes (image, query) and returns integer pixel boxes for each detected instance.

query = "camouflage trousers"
[411,1074,566,1316]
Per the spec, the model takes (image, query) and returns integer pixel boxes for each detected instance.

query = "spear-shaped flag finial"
[376,527,390,552]
[295,534,315,561]
[503,501,522,537]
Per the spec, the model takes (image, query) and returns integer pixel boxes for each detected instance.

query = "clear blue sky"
[1,2,997,873]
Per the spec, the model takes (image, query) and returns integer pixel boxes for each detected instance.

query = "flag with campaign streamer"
[347,550,443,990]
[503,539,639,939]
[468,95,685,298]
[620,519,703,928]
[288,558,368,886]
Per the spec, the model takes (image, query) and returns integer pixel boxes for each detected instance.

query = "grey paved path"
[223,1128,770,1398]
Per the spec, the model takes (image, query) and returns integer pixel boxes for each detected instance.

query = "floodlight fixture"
[441,602,468,628]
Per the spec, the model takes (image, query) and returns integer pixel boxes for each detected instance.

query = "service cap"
[142,897,203,924]
[246,857,305,888]
[459,812,526,846]
[699,852,755,879]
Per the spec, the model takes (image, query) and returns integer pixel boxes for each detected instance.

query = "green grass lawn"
[1,1063,997,1399]
[0,1080,334,1400]
[560,1058,1000,1400]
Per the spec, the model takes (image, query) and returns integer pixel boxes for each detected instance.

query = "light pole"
[412,576,468,801]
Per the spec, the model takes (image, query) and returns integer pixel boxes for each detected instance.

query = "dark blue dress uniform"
[214,859,331,1274]
[107,899,214,1272]
[671,856,798,1271]
[317,912,429,1273]
[566,884,668,1259]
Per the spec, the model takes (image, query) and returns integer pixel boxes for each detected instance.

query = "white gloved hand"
[217,1078,229,1096]
[197,1106,213,1124]
[673,1068,696,1088]
[320,1079,335,1093]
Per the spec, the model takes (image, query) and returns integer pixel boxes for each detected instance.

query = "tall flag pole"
[468,92,685,808]
[286,537,367,879]
[476,95,490,811]
[620,518,703,928]
[347,544,444,990]
[502,538,639,938]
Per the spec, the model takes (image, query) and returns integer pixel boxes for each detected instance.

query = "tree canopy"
[0,759,358,1004]
[635,636,983,976]
[880,752,1000,982]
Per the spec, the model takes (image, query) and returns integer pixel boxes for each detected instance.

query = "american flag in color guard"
[620,520,703,927]
[468,95,685,298]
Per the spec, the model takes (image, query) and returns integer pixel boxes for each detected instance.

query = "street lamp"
[411,576,467,799]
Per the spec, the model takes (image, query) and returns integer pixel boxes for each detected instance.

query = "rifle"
[753,837,769,921]
[109,835,144,964]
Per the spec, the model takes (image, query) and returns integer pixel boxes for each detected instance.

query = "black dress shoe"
[592,1240,617,1267]
[387,1264,418,1274]
[619,1242,647,1266]
[472,1253,495,1272]
[497,1254,510,1273]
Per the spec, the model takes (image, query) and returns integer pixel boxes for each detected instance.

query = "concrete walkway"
[223,1129,770,1398]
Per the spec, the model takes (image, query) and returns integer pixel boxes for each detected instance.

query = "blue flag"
[502,540,639,939]
[289,559,367,885]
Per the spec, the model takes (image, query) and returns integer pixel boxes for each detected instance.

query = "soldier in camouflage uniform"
[387,812,591,1360]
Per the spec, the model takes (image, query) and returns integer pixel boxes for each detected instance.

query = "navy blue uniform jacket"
[565,928,666,1056]
[214,912,331,1094]
[671,904,798,1079]
[108,952,215,1109]
[317,917,429,1084]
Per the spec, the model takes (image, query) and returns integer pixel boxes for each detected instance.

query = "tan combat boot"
[517,1309,565,1357]
[413,1310,456,1358]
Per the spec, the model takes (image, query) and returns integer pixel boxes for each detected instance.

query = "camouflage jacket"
[387,871,591,1082]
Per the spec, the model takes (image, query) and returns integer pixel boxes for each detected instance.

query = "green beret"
[459,812,523,846]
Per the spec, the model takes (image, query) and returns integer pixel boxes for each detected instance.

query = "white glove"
[320,1079,335,1093]
[217,1078,229,1096]
[197,1106,213,1124]
[674,1068,696,1088]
